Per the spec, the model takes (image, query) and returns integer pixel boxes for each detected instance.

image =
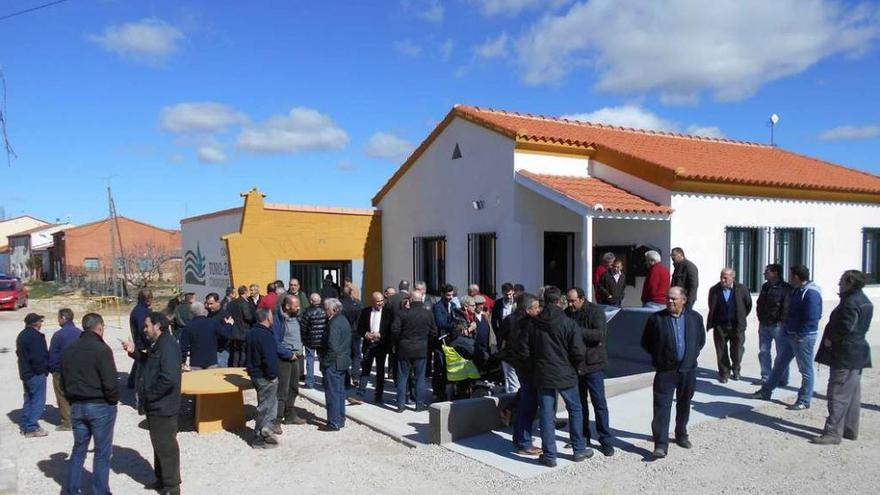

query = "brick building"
[53,216,181,285]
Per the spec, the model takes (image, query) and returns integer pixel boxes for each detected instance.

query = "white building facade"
[180,208,243,301]
[374,105,880,309]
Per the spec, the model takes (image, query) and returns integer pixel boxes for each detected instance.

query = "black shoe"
[573,448,594,462]
[652,447,667,459]
[810,435,841,445]
[373,397,384,405]
[786,402,810,410]
[599,443,615,457]
[750,390,770,400]
[251,440,277,449]
[718,375,729,384]
[282,416,306,425]
[144,480,163,490]
[675,437,692,449]
[270,422,283,435]
[731,372,741,381]
[318,425,340,432]
[843,431,858,441]
[538,455,557,467]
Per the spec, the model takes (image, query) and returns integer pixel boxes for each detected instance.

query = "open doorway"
[544,232,574,290]
[289,260,351,295]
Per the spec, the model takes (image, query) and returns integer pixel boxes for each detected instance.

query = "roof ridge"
[462,105,772,148]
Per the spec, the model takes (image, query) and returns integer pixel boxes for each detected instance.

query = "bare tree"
[122,242,181,288]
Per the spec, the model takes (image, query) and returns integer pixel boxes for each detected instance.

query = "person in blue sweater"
[179,302,234,370]
[47,308,81,431]
[246,308,280,448]
[753,265,823,409]
[16,312,49,437]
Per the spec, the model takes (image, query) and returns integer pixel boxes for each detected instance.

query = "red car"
[0,278,28,310]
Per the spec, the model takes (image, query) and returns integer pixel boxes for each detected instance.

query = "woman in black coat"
[812,270,873,445]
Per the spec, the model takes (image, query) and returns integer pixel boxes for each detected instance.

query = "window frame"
[724,226,766,293]
[467,232,497,298]
[83,258,100,272]
[413,236,447,296]
[863,228,880,285]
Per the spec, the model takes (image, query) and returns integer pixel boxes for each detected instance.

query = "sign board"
[180,210,242,300]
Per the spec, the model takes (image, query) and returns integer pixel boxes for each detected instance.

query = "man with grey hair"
[274,294,305,425]
[320,298,352,430]
[179,302,234,370]
[246,307,279,447]
[594,252,616,299]
[706,268,752,383]
[301,292,328,389]
[392,289,438,412]
[62,312,119,494]
[414,280,437,308]
[642,250,671,310]
[468,283,494,315]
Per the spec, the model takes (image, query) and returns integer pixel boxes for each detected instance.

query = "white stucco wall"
[670,193,880,309]
[514,150,590,177]
[180,211,242,301]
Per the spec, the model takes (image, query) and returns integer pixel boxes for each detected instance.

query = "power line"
[0,0,72,22]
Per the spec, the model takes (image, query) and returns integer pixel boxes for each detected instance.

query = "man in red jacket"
[642,250,671,310]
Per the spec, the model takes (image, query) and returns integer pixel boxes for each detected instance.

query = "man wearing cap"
[17,312,50,437]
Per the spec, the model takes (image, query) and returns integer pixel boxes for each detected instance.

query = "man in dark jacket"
[340,286,363,388]
[509,293,542,456]
[180,302,235,370]
[205,292,231,366]
[597,260,626,306]
[62,313,119,495]
[565,288,615,457]
[226,285,254,367]
[124,312,182,495]
[756,264,792,385]
[524,287,591,467]
[492,283,519,392]
[300,293,328,389]
[670,247,699,309]
[48,308,81,431]
[812,270,873,445]
[246,308,280,447]
[641,286,706,459]
[128,289,152,388]
[320,298,353,430]
[16,312,49,437]
[706,267,753,382]
[431,285,458,397]
[356,292,393,403]
[171,292,194,340]
[392,289,437,412]
[273,295,306,426]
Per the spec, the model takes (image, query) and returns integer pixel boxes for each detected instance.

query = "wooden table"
[181,368,253,434]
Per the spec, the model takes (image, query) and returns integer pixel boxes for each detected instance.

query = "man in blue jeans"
[392,289,436,412]
[319,298,352,430]
[16,312,49,438]
[524,287,591,467]
[755,264,792,385]
[61,313,119,495]
[509,293,542,456]
[753,265,822,409]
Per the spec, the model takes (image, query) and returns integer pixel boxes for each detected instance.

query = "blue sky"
[1,0,879,229]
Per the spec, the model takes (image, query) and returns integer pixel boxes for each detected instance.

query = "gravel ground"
[2,305,879,494]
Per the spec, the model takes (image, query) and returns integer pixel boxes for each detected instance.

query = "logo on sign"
[184,243,206,286]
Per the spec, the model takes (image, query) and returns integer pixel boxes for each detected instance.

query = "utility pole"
[107,186,119,297]
[107,185,128,297]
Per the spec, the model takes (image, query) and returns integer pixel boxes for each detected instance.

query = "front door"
[290,260,351,295]
[544,232,574,290]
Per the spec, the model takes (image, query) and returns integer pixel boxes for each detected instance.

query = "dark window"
[413,236,446,295]
[725,227,763,292]
[863,228,880,284]
[468,233,497,298]
[774,228,814,275]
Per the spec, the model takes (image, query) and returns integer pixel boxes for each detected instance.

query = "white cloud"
[474,0,571,17]
[394,39,423,57]
[160,102,249,133]
[516,0,880,102]
[87,18,184,65]
[402,0,444,22]
[365,132,414,161]
[819,124,880,141]
[475,33,509,59]
[197,141,227,163]
[237,107,349,154]
[562,105,725,137]
[440,39,455,61]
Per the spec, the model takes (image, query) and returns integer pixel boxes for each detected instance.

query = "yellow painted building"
[181,188,381,299]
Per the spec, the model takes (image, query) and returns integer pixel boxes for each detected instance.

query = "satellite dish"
[770,113,780,125]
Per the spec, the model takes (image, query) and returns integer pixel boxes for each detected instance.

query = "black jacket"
[565,302,608,374]
[525,305,585,390]
[671,259,700,304]
[300,304,328,349]
[641,309,706,372]
[391,301,438,359]
[135,331,182,416]
[491,297,515,338]
[503,311,533,373]
[597,271,626,306]
[756,280,792,326]
[226,297,254,340]
[60,331,119,405]
[340,296,363,331]
[16,326,48,381]
[356,306,392,351]
[321,314,352,371]
[816,290,873,369]
[706,282,753,332]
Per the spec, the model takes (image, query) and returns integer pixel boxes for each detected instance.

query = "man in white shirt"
[355,292,391,404]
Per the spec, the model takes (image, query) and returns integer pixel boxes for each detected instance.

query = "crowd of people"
[13,248,875,490]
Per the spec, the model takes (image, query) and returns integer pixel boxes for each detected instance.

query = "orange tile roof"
[455,105,880,195]
[518,171,673,215]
